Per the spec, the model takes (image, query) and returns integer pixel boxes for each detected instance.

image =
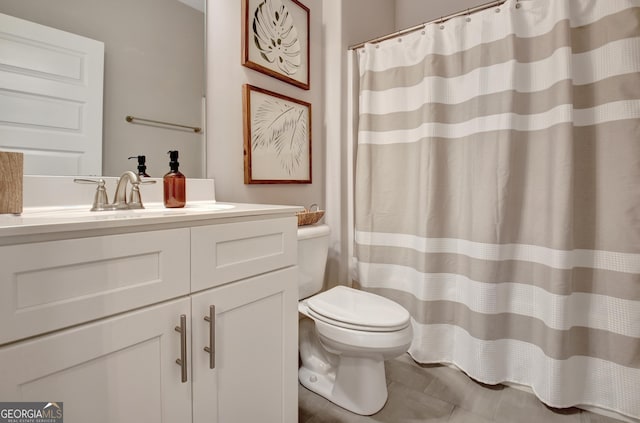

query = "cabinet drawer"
[191,217,296,292]
[0,228,190,345]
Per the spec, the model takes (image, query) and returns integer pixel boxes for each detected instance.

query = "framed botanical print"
[242,0,310,90]
[243,84,312,184]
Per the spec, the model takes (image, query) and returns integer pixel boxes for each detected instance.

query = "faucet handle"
[128,179,156,209]
[73,178,112,211]
[128,184,144,209]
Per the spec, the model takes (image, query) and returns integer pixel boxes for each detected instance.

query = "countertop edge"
[0,203,305,241]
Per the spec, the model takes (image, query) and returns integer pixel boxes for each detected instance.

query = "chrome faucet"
[74,172,155,211]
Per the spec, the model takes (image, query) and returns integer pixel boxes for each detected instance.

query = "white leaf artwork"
[252,0,301,76]
[252,97,308,176]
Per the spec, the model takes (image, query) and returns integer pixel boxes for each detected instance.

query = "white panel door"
[0,13,104,176]
[0,298,192,423]
[191,267,299,423]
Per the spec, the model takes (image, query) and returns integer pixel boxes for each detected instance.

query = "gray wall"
[345,0,396,46]
[321,0,395,285]
[0,0,205,178]
[206,0,324,208]
[205,0,395,209]
[395,0,489,29]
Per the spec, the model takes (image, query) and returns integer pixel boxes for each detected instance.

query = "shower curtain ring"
[466,9,471,22]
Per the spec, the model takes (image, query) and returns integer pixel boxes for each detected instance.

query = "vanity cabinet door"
[0,298,192,423]
[191,267,298,423]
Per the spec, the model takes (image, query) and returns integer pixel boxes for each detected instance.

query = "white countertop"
[0,201,303,239]
[0,176,306,241]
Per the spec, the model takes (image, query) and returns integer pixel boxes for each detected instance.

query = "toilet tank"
[297,224,330,300]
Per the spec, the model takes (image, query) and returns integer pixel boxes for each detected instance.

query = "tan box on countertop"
[0,152,24,214]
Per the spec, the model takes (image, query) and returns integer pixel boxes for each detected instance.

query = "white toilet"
[297,224,413,415]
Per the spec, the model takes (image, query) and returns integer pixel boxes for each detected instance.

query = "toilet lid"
[306,286,410,332]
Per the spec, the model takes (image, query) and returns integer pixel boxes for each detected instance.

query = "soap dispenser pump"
[128,155,150,177]
[163,150,186,208]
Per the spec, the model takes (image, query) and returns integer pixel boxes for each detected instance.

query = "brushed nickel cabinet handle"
[175,314,188,383]
[203,305,215,369]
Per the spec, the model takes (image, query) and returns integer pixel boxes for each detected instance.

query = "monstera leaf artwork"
[242,0,310,89]
[243,84,312,184]
[252,0,301,76]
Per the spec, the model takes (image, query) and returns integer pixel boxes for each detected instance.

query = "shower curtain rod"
[348,0,508,50]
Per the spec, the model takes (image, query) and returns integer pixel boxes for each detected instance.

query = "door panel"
[191,267,298,423]
[0,298,192,423]
[0,12,104,175]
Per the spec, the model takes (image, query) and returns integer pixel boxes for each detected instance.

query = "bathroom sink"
[178,202,235,211]
[19,205,179,220]
[140,201,236,213]
[18,202,235,221]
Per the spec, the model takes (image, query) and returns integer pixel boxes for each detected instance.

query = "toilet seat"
[305,286,410,332]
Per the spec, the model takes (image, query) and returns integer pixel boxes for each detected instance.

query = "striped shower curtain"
[353,0,640,419]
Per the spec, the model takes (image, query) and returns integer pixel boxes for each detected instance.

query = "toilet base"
[299,354,388,416]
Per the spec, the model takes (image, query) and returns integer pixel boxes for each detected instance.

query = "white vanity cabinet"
[0,211,299,423]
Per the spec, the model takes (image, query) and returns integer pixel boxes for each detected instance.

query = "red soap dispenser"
[163,150,186,208]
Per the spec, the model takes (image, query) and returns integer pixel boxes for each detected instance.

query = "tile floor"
[298,354,628,423]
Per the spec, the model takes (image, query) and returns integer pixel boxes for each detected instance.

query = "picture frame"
[242,0,310,90]
[243,84,312,184]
